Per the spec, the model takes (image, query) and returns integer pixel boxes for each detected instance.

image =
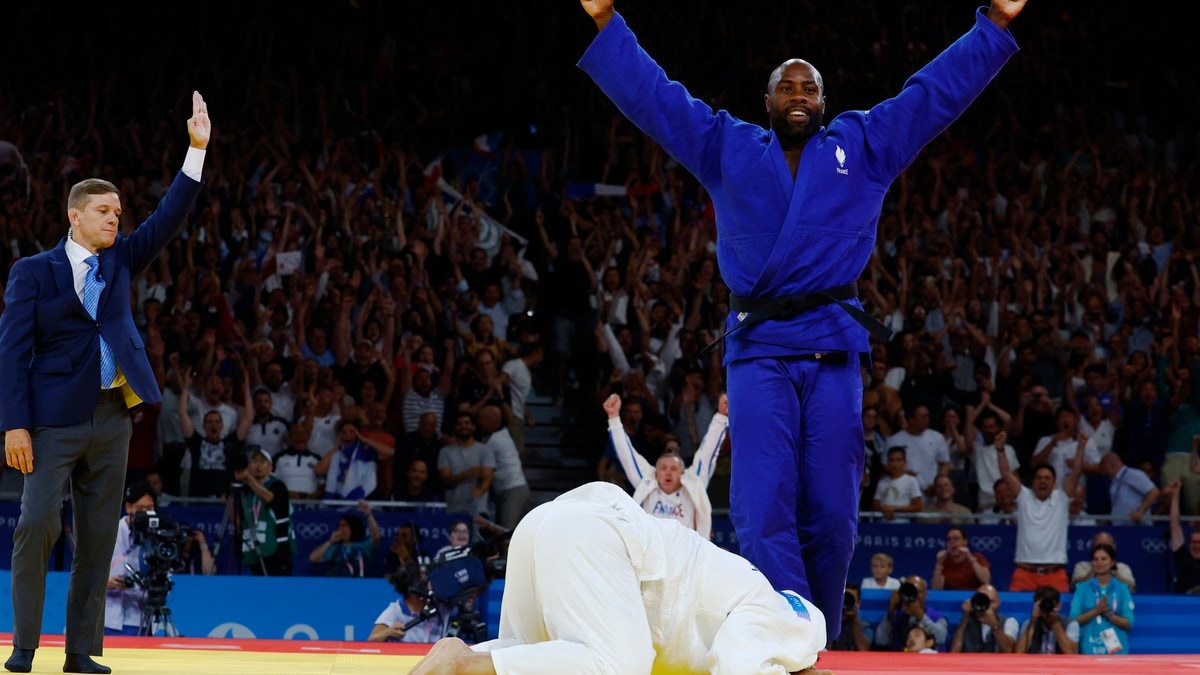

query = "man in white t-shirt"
[997,431,1085,593]
[886,405,950,495]
[479,404,530,531]
[301,386,341,456]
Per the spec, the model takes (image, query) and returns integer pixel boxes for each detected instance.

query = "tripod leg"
[209,493,239,572]
[158,608,178,637]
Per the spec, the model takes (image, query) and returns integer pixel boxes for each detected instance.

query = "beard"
[454,429,473,441]
[769,107,823,147]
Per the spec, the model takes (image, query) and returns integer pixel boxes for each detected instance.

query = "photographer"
[105,483,157,635]
[234,447,296,576]
[1015,586,1078,654]
[829,584,872,651]
[106,481,204,638]
[369,566,449,643]
[949,583,1018,653]
[874,575,948,651]
[179,529,216,576]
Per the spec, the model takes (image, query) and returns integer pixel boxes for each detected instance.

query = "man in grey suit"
[0,92,210,674]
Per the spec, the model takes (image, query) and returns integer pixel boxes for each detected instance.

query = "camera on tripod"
[129,510,191,571]
[410,527,512,643]
[122,510,190,636]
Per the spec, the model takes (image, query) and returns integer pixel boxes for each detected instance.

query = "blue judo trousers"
[580,9,1019,640]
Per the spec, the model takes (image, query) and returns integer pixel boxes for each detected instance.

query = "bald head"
[768,58,823,95]
[478,405,503,433]
[654,452,686,494]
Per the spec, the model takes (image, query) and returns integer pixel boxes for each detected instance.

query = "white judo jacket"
[609,412,728,539]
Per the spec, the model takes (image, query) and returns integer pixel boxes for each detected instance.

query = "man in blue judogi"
[577,0,1027,641]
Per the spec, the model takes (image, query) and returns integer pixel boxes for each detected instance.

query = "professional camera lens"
[898,581,918,604]
[1038,597,1056,615]
[971,591,990,614]
[156,541,180,563]
[843,591,856,610]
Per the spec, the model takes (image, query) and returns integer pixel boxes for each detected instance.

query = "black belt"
[98,388,124,403]
[701,283,893,356]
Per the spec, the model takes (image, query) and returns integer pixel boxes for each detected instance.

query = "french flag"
[566,183,627,201]
[422,156,443,193]
[473,130,504,159]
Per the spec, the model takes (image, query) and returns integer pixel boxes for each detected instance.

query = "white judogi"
[471,482,826,674]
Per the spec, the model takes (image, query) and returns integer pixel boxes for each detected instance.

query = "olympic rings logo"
[294,523,329,539]
[970,536,1004,553]
[1140,538,1169,554]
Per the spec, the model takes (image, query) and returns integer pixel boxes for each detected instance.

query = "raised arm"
[994,431,1022,499]
[314,444,337,479]
[1061,431,1088,499]
[690,394,729,487]
[234,374,254,441]
[604,394,653,486]
[359,500,382,547]
[1168,481,1185,552]
[177,370,196,438]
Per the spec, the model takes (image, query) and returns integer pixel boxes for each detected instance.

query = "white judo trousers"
[472,482,826,674]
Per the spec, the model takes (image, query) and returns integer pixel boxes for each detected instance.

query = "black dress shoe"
[63,653,111,674]
[3,648,34,673]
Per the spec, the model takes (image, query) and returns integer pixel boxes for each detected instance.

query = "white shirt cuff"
[182,147,206,181]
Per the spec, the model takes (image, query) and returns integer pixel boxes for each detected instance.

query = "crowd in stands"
[3,0,1200,651]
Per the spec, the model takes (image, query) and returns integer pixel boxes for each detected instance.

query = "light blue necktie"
[83,254,117,389]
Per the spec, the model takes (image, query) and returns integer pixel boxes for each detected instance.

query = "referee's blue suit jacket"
[0,172,201,431]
